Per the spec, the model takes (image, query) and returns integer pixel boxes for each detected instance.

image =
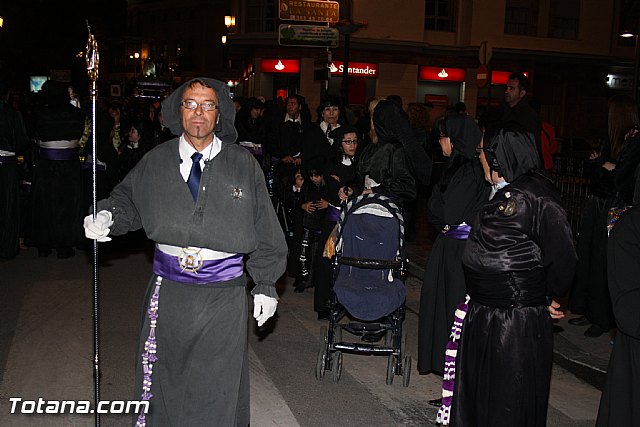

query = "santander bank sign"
[330,61,378,78]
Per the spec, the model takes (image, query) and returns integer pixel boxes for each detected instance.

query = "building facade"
[129,0,639,142]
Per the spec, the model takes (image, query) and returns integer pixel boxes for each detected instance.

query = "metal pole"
[633,34,639,100]
[85,21,101,427]
[341,34,350,106]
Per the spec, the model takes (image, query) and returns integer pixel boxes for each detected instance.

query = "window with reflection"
[247,0,279,32]
[548,0,579,39]
[504,0,539,36]
[424,0,456,31]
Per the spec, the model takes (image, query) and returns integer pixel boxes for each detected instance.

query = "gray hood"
[161,78,237,144]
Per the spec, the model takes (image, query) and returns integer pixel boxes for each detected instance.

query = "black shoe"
[428,397,443,407]
[568,316,590,326]
[317,311,330,320]
[584,324,607,338]
[294,281,309,293]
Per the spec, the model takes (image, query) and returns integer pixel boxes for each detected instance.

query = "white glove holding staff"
[253,294,278,327]
[83,210,114,242]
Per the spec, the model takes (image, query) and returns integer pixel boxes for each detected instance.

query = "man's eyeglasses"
[181,100,219,111]
[342,139,358,145]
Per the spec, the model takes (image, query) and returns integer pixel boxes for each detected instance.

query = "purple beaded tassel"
[136,276,163,427]
[436,295,470,426]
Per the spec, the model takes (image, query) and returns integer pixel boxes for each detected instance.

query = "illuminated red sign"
[261,59,301,74]
[491,71,529,85]
[419,66,466,82]
[330,61,378,78]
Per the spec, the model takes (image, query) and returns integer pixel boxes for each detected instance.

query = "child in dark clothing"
[293,161,328,293]
[285,169,304,276]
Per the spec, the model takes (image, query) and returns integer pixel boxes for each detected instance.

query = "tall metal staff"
[85,21,101,427]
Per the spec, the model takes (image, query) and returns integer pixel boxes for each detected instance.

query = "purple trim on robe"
[442,224,472,240]
[39,147,79,161]
[153,248,244,284]
[326,205,341,222]
[0,155,16,164]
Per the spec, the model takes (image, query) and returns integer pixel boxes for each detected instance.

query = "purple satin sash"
[326,205,341,222]
[442,224,472,240]
[0,155,16,164]
[39,147,79,161]
[153,249,244,284]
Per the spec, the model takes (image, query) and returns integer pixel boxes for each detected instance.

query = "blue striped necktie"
[187,152,203,201]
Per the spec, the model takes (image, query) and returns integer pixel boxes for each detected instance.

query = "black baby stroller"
[315,193,411,386]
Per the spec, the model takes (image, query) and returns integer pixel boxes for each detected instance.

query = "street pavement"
[0,231,608,426]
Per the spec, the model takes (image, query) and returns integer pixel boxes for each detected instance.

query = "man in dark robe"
[84,78,286,426]
[596,171,640,426]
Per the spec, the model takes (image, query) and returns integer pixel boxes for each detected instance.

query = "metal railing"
[550,153,590,239]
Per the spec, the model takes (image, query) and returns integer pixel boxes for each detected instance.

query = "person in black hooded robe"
[30,80,85,258]
[0,82,30,259]
[441,127,577,426]
[356,99,432,204]
[417,114,490,378]
[596,169,640,427]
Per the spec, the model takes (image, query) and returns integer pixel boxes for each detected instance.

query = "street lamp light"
[225,15,235,29]
[221,35,227,44]
[620,29,639,100]
[0,16,4,29]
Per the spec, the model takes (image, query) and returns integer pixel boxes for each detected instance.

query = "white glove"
[253,294,278,327]
[83,210,114,242]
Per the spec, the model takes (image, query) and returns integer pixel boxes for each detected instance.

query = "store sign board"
[330,61,378,78]
[279,24,339,48]
[419,66,466,82]
[606,74,633,90]
[279,0,339,23]
[261,59,301,74]
[491,70,529,85]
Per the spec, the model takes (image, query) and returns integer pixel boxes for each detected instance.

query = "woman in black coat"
[417,114,490,378]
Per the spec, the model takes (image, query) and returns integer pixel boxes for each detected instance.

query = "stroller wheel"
[315,326,328,380]
[401,329,407,358]
[386,354,395,385]
[402,355,412,387]
[332,351,343,382]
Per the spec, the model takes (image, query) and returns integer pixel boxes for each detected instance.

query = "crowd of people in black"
[1,71,639,426]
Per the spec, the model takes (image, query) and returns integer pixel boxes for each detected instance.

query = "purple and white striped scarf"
[436,294,470,425]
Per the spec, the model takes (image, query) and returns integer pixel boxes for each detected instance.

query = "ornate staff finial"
[86,20,99,82]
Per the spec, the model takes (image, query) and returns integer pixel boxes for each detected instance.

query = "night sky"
[0,1,127,89]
